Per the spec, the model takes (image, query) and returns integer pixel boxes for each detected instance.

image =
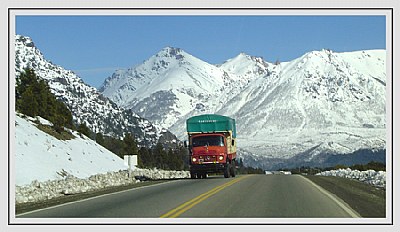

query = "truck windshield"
[192,136,224,147]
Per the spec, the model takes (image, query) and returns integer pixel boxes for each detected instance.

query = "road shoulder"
[303,175,386,218]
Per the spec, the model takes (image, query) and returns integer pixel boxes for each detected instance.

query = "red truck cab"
[190,133,227,164]
[185,114,237,179]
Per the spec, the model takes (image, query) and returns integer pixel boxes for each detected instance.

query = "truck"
[185,114,237,179]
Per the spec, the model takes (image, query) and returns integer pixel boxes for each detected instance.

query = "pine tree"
[77,123,91,137]
[167,148,175,170]
[56,101,74,129]
[138,147,151,168]
[34,78,50,117]
[18,87,38,117]
[103,136,124,158]
[95,133,105,146]
[122,133,138,155]
[15,68,36,100]
[166,148,186,171]
[153,143,166,169]
[16,68,74,131]
[146,148,155,168]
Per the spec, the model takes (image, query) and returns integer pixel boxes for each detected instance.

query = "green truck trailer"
[185,114,237,178]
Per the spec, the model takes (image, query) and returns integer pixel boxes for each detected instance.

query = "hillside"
[100,47,386,169]
[15,114,127,186]
[15,35,178,148]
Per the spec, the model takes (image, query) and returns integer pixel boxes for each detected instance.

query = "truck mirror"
[184,140,188,148]
[232,139,235,146]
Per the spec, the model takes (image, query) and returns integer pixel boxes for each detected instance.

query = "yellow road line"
[160,175,250,218]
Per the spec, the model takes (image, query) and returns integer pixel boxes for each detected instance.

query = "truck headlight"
[218,156,224,161]
[192,157,197,162]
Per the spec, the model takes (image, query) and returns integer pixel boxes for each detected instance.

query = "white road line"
[16,179,181,217]
[298,175,361,218]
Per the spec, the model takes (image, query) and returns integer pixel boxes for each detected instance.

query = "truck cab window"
[192,136,224,147]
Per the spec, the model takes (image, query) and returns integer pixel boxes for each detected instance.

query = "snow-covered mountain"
[217,49,386,168]
[15,35,178,147]
[100,47,386,169]
[100,47,242,129]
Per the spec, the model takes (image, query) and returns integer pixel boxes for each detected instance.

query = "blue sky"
[16,15,386,88]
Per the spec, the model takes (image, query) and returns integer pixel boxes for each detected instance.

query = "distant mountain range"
[14,35,386,169]
[100,45,386,169]
[15,35,178,148]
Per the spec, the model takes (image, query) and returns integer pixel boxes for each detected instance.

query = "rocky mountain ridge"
[15,35,178,147]
[100,46,386,169]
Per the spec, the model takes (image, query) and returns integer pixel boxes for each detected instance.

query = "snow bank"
[14,114,190,205]
[316,168,386,189]
[15,115,129,186]
[15,168,190,204]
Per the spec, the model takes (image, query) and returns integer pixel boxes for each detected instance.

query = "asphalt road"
[17,174,360,218]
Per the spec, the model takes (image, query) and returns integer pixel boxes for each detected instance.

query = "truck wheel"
[230,160,236,177]
[201,172,207,179]
[224,162,231,178]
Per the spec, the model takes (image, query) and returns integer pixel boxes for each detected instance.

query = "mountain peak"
[303,49,333,58]
[163,46,183,53]
[15,35,179,148]
[156,46,186,60]
[219,52,271,78]
[232,52,268,64]
[235,52,251,60]
[16,35,35,48]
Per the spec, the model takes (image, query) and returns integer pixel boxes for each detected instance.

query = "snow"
[14,114,190,204]
[101,47,226,106]
[15,114,128,186]
[100,46,240,129]
[16,34,387,170]
[15,35,176,148]
[100,47,386,169]
[316,168,386,189]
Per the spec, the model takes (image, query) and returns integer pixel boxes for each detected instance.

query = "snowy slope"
[101,47,229,103]
[15,114,128,186]
[101,47,386,169]
[15,35,177,147]
[14,114,190,205]
[218,52,272,83]
[216,49,386,161]
[100,47,241,128]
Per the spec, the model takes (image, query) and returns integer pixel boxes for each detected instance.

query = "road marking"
[16,180,179,217]
[299,175,361,218]
[160,175,250,218]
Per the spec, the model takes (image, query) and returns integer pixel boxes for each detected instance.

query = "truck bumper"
[190,163,227,174]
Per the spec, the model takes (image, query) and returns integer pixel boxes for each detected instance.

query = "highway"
[17,174,360,218]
